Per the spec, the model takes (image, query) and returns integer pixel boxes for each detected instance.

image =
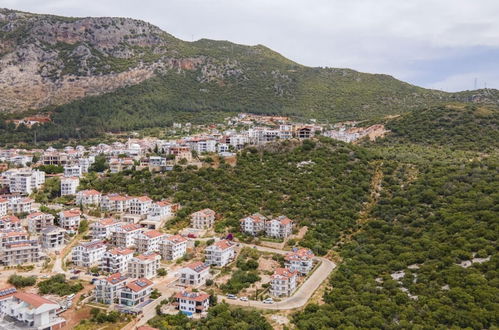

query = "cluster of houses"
[240,213,294,239]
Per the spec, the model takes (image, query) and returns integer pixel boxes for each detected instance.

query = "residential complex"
[190,208,216,229]
[204,240,235,267]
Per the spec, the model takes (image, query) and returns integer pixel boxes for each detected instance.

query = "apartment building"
[179,261,210,286]
[270,268,298,297]
[0,240,41,266]
[0,198,7,216]
[27,212,55,233]
[39,226,66,250]
[101,194,132,213]
[101,247,134,274]
[9,197,34,214]
[0,230,29,246]
[135,229,166,253]
[0,290,66,330]
[129,196,152,215]
[284,248,315,275]
[111,223,143,248]
[148,200,179,221]
[128,252,161,279]
[94,273,128,304]
[59,208,81,233]
[190,208,216,229]
[240,213,267,236]
[174,291,210,315]
[60,177,79,196]
[159,234,187,261]
[8,170,45,195]
[204,240,235,267]
[0,215,22,230]
[265,216,293,239]
[63,165,81,178]
[118,278,153,310]
[91,218,121,240]
[76,189,102,207]
[71,240,107,268]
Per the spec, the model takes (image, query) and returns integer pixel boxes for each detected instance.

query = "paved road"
[218,243,336,310]
[135,276,179,328]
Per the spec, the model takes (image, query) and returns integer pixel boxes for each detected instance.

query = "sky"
[3,0,499,92]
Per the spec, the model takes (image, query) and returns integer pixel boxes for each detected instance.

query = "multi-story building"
[0,240,41,266]
[204,240,235,267]
[101,247,134,274]
[174,291,210,315]
[76,189,102,207]
[91,218,121,240]
[71,240,107,268]
[78,157,95,174]
[0,215,22,230]
[111,223,143,248]
[60,177,79,196]
[118,278,153,310]
[0,230,29,246]
[27,212,55,233]
[240,213,267,236]
[148,200,179,221]
[128,252,161,279]
[0,198,7,216]
[9,197,34,214]
[135,229,166,253]
[190,208,216,229]
[270,268,298,297]
[0,290,66,329]
[284,248,315,275]
[39,226,66,250]
[265,216,293,239]
[129,196,153,215]
[179,261,210,286]
[8,170,45,195]
[101,194,132,213]
[159,234,187,261]
[59,208,81,233]
[94,273,128,304]
[63,165,82,178]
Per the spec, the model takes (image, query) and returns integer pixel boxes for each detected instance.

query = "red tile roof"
[13,292,58,308]
[272,268,298,279]
[143,230,164,239]
[108,247,134,255]
[125,278,153,292]
[165,234,187,244]
[135,252,160,261]
[212,239,233,251]
[61,209,81,217]
[192,208,216,217]
[80,189,101,196]
[98,218,119,226]
[184,261,209,273]
[285,248,314,261]
[175,291,210,302]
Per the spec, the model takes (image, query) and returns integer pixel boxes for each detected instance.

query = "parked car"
[70,276,79,280]
[239,296,248,301]
[227,294,237,300]
[73,270,81,274]
[187,233,197,238]
[263,298,274,304]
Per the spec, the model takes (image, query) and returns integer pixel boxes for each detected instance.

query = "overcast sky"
[3,0,499,92]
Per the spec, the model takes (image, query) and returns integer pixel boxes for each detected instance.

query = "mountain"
[1,8,499,143]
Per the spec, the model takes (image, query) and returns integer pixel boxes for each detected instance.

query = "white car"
[263,298,274,304]
[239,296,248,301]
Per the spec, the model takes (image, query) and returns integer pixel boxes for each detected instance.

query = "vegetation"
[37,274,84,296]
[75,309,131,330]
[8,275,37,288]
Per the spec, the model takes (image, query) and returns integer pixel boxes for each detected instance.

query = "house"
[148,200,179,221]
[39,226,66,250]
[0,198,7,216]
[91,218,121,240]
[60,177,80,196]
[63,165,81,178]
[270,268,298,297]
[71,240,107,268]
[179,261,210,286]
[0,291,66,329]
[204,240,235,267]
[101,248,134,274]
[0,215,22,230]
[94,273,128,304]
[128,252,161,279]
[297,126,313,139]
[159,234,187,261]
[27,212,55,233]
[135,229,166,253]
[101,194,132,213]
[174,291,210,315]
[9,197,34,214]
[129,196,153,215]
[76,189,102,207]
[8,170,45,195]
[0,240,41,266]
[265,216,293,239]
[240,213,267,236]
[59,208,81,233]
[118,278,153,310]
[111,223,143,248]
[190,208,216,229]
[284,248,315,275]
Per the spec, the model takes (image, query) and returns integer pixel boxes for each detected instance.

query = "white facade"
[284,248,315,275]
[27,212,55,233]
[240,213,267,236]
[179,261,210,286]
[118,278,153,309]
[175,291,210,314]
[129,196,152,215]
[76,189,102,206]
[39,226,66,250]
[8,170,45,195]
[204,240,235,267]
[94,273,127,305]
[159,234,187,261]
[270,268,298,297]
[59,208,81,233]
[128,252,161,279]
[63,165,81,178]
[0,198,8,216]
[135,229,166,253]
[190,208,216,229]
[265,216,293,238]
[9,197,34,214]
[111,223,143,248]
[101,248,134,274]
[71,240,107,268]
[60,177,79,196]
[91,218,121,240]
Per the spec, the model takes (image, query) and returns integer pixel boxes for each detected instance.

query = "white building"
[0,290,66,330]
[159,234,187,261]
[240,213,267,236]
[101,194,132,213]
[76,189,102,207]
[9,197,34,214]
[265,216,293,239]
[128,252,161,279]
[129,196,153,215]
[59,208,81,233]
[101,248,134,274]
[94,273,127,305]
[91,218,121,240]
[71,240,107,268]
[0,198,8,216]
[284,248,315,275]
[135,229,166,253]
[118,278,153,310]
[27,212,55,233]
[174,291,210,315]
[39,226,66,250]
[60,177,79,196]
[0,215,22,230]
[179,261,210,286]
[190,208,216,229]
[270,268,298,297]
[148,200,178,221]
[111,223,143,248]
[63,165,81,178]
[0,239,41,266]
[8,170,45,195]
[204,240,235,267]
